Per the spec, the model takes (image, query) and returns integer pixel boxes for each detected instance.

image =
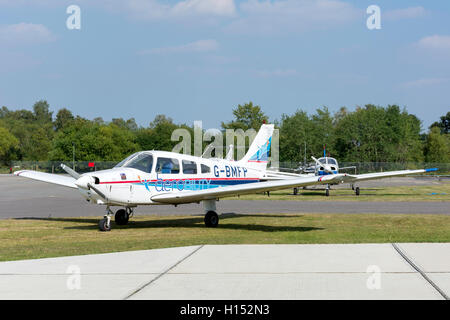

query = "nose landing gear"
[99,207,134,231]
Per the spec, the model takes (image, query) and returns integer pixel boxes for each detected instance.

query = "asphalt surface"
[0,175,448,219]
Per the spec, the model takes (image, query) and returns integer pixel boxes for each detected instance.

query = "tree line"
[0,100,449,166]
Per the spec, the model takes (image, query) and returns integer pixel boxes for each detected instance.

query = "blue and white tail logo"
[248,137,271,163]
[239,124,274,172]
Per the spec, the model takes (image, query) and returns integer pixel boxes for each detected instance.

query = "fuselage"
[315,157,339,176]
[77,151,265,206]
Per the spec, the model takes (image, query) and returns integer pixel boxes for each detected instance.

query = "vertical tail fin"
[238,124,274,171]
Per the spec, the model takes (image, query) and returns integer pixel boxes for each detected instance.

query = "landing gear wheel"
[293,188,298,195]
[115,209,129,225]
[355,187,360,196]
[204,211,219,228]
[99,218,111,231]
[325,189,330,197]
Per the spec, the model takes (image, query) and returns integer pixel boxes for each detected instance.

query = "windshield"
[114,152,140,168]
[327,158,337,165]
[124,153,153,173]
[115,152,154,173]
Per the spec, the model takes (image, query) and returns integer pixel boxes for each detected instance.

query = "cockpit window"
[122,153,153,173]
[318,158,327,164]
[155,157,180,174]
[182,160,197,174]
[327,158,337,165]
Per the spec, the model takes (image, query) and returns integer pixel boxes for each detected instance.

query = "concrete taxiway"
[0,175,449,219]
[0,243,448,300]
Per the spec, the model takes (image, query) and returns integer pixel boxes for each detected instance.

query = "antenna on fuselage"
[225,144,234,161]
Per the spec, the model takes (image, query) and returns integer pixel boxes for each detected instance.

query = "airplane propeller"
[61,164,108,200]
[311,156,334,174]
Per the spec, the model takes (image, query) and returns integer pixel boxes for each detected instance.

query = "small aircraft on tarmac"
[15,124,437,231]
[268,149,437,196]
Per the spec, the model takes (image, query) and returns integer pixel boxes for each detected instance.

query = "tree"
[221,102,268,131]
[0,126,19,164]
[279,110,312,163]
[137,115,180,151]
[54,108,74,131]
[33,100,53,124]
[49,119,139,161]
[424,126,450,163]
[334,104,423,162]
[430,111,450,134]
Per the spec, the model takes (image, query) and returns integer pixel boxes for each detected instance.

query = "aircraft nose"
[75,175,94,189]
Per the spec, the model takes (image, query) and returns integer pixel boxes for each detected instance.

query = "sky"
[0,0,449,131]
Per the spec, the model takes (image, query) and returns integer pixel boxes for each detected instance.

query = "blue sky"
[0,0,449,131]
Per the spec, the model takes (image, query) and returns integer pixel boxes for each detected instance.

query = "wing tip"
[425,168,438,172]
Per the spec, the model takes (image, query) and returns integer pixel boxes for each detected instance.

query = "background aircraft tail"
[238,124,274,172]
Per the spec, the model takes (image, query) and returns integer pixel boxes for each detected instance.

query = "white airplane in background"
[267,150,438,196]
[15,124,437,231]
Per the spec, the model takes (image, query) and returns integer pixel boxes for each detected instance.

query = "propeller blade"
[311,156,333,174]
[60,164,80,179]
[311,156,322,167]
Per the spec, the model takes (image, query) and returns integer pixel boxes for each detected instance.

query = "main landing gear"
[99,206,134,231]
[350,184,360,196]
[204,211,219,228]
[203,199,219,228]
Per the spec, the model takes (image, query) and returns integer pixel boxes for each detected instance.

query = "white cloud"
[401,78,449,88]
[225,0,360,35]
[138,39,219,54]
[384,6,427,21]
[107,0,236,21]
[0,23,55,46]
[416,35,450,51]
[172,0,236,16]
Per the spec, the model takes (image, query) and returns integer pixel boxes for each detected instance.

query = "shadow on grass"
[15,213,323,233]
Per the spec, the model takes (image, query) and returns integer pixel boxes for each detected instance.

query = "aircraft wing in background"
[341,168,438,183]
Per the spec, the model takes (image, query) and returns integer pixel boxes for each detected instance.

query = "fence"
[3,160,449,175]
[273,161,450,175]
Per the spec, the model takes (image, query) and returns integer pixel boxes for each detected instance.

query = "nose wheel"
[99,206,113,232]
[99,207,134,231]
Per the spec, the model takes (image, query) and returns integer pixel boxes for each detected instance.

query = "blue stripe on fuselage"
[318,171,338,176]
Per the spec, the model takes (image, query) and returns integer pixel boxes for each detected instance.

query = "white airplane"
[271,151,437,196]
[15,124,437,231]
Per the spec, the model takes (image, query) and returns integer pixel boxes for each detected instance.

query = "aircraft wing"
[341,168,438,183]
[14,170,77,189]
[150,174,348,204]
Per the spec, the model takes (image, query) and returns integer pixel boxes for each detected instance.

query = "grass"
[228,182,450,202]
[1,213,449,261]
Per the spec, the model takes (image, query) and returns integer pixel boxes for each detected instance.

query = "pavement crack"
[392,243,448,300]
[123,245,204,300]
